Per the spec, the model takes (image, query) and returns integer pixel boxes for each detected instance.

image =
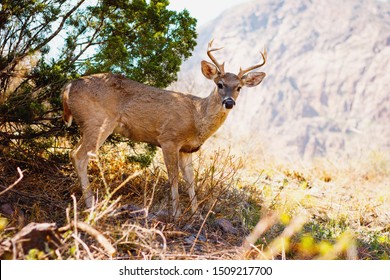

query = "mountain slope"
[173,0,390,160]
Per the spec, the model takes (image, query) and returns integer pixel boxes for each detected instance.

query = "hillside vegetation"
[1,141,389,259]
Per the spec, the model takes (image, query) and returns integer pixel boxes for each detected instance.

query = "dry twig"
[59,221,116,257]
[0,167,23,196]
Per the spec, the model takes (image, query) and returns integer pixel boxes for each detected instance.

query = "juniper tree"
[0,0,197,165]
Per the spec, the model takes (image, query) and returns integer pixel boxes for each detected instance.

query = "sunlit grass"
[0,141,389,259]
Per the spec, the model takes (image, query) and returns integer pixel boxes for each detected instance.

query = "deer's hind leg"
[71,118,117,208]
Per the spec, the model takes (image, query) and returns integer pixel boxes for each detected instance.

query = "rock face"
[173,0,390,160]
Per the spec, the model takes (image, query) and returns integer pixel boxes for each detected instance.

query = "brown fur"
[62,46,266,219]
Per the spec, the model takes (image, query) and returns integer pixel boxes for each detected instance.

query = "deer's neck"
[197,88,229,141]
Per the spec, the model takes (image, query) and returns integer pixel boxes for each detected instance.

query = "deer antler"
[207,39,226,76]
[238,48,267,78]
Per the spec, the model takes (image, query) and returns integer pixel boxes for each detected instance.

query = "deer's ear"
[242,72,266,87]
[201,60,219,80]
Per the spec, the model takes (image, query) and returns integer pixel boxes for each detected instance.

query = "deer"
[62,40,267,219]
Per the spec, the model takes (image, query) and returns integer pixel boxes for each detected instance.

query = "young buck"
[62,40,267,219]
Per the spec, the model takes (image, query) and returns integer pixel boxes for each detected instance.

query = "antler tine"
[238,47,267,78]
[207,39,226,75]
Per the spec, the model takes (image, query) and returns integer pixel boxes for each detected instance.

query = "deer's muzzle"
[222,97,236,109]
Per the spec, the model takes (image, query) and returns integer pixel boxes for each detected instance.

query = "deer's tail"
[62,83,73,127]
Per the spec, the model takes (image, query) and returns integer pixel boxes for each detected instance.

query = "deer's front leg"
[179,152,198,214]
[161,143,181,219]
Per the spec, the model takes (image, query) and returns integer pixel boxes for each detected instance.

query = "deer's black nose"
[222,97,236,109]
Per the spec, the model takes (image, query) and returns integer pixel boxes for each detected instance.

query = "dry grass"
[0,141,389,260]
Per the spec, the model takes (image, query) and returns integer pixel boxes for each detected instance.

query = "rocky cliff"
[172,0,390,160]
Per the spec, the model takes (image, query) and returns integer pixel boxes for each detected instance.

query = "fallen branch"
[0,222,62,259]
[60,221,116,257]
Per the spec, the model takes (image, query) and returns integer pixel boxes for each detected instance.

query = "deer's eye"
[217,82,223,89]
[237,86,242,92]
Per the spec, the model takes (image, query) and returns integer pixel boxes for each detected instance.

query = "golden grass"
[0,141,389,260]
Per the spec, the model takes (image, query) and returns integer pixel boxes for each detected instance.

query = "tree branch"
[0,0,86,77]
[34,0,87,53]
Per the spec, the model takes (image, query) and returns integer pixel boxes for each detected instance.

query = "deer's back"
[67,73,204,148]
